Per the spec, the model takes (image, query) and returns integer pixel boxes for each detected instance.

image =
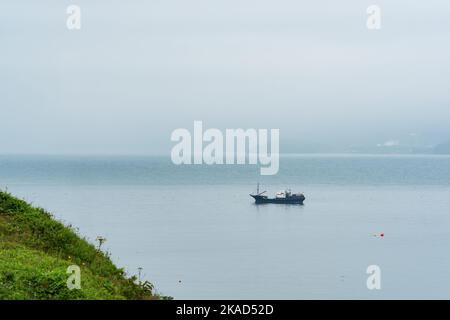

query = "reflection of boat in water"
[250,183,305,204]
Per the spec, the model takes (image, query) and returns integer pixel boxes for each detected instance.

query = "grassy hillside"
[0,190,163,300]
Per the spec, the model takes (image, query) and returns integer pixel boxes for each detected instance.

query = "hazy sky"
[1,1,450,154]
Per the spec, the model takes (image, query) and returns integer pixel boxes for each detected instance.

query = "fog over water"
[1,1,450,154]
[2,2,450,298]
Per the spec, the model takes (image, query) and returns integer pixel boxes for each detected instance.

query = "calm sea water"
[1,154,450,299]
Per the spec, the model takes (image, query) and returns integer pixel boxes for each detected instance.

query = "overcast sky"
[1,0,450,154]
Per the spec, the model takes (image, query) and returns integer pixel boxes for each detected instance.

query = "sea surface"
[1,154,450,299]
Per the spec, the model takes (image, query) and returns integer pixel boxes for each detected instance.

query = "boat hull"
[250,194,305,205]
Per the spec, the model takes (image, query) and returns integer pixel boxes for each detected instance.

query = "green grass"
[0,190,166,300]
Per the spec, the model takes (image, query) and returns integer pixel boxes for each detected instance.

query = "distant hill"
[434,140,450,154]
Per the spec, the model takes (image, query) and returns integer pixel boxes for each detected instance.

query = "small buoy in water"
[380,233,384,237]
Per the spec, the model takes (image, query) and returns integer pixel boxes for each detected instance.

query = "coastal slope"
[0,191,157,300]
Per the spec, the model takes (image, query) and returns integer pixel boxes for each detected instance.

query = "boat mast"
[257,182,260,194]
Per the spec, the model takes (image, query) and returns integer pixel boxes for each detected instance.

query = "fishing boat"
[250,183,305,204]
